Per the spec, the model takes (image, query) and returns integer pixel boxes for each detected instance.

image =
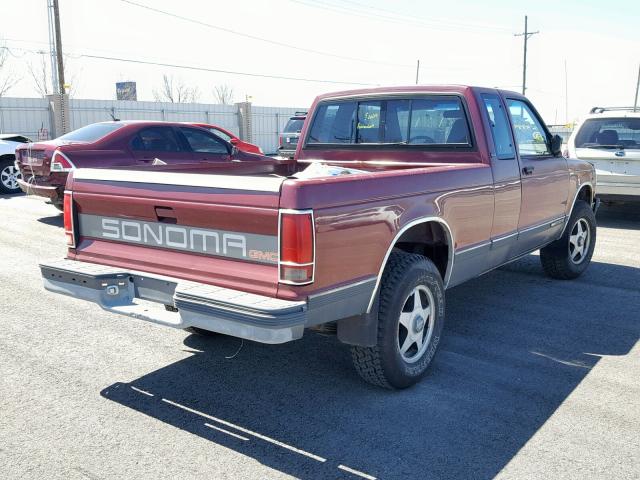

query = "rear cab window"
[574,118,640,149]
[305,95,472,148]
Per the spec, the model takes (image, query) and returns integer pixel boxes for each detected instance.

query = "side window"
[180,127,228,154]
[481,94,515,159]
[506,99,550,156]
[356,101,382,143]
[307,102,356,144]
[131,127,182,152]
[409,98,470,145]
[208,128,232,143]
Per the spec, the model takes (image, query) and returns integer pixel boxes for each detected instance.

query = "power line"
[78,53,378,86]
[117,0,411,68]
[290,0,512,33]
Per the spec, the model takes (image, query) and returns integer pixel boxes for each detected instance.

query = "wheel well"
[392,221,450,281]
[0,154,16,163]
[576,185,593,206]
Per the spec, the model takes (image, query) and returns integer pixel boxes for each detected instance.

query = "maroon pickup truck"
[40,86,597,389]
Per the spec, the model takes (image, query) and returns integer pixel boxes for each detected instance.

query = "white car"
[0,134,31,194]
[567,107,640,202]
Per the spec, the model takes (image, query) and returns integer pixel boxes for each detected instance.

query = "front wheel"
[351,252,445,389]
[0,157,22,194]
[540,200,596,279]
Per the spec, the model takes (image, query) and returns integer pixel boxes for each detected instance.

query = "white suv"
[567,107,640,202]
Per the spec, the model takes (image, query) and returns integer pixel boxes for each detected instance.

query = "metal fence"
[0,97,306,154]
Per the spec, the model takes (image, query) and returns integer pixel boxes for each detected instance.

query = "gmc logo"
[101,218,247,257]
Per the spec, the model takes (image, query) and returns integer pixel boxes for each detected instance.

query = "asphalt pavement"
[1,194,638,480]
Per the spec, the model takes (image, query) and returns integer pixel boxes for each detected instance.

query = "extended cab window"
[507,99,550,156]
[131,127,182,152]
[180,127,228,154]
[481,94,515,159]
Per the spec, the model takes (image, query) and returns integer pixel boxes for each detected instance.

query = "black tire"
[0,156,21,194]
[540,200,596,279]
[351,252,445,389]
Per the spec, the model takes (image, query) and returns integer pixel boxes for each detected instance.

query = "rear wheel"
[540,200,596,279]
[0,157,21,194]
[351,252,445,389]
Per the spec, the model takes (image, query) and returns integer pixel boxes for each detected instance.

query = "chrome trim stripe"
[366,216,454,313]
[520,216,566,235]
[73,168,284,192]
[455,240,490,256]
[491,231,518,245]
[308,277,377,301]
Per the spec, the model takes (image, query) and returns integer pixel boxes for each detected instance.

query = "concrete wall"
[0,97,306,154]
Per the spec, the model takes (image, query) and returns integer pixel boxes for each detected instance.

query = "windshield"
[575,118,640,149]
[57,123,124,143]
[284,118,304,133]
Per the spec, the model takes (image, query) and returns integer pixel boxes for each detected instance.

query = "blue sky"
[2,0,639,123]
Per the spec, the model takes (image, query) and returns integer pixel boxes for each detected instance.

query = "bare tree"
[213,84,234,105]
[153,74,200,103]
[0,41,20,97]
[27,53,50,97]
[27,52,79,98]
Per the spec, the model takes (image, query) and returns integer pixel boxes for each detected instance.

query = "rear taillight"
[51,150,75,172]
[279,210,314,285]
[63,191,76,247]
[278,136,283,147]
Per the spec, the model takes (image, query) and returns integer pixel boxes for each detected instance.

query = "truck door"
[504,97,569,252]
[478,92,522,268]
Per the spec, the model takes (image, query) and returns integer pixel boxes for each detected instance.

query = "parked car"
[566,107,640,202]
[39,85,597,389]
[0,134,31,194]
[277,113,306,158]
[16,121,267,209]
[192,123,263,155]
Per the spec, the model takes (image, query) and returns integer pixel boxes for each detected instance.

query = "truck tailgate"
[68,169,284,297]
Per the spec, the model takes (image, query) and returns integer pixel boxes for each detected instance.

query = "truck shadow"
[100,256,639,480]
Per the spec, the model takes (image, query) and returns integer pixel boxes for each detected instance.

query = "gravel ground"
[1,194,638,480]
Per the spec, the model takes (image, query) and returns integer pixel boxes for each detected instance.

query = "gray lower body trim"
[39,259,374,344]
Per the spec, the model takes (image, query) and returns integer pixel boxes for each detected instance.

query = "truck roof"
[313,85,521,101]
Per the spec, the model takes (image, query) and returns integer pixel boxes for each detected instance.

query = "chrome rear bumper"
[40,259,375,344]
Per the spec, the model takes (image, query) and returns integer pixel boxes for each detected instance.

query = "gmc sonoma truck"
[40,86,598,389]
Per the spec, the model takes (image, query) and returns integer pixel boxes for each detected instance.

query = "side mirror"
[231,145,239,156]
[550,134,563,156]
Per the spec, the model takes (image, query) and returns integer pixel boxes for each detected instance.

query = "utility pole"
[52,0,65,94]
[634,63,640,112]
[514,16,539,96]
[415,59,420,85]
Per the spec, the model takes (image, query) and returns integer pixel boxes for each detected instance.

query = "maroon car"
[16,121,266,209]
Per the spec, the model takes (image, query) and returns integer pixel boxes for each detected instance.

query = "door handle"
[522,166,535,175]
